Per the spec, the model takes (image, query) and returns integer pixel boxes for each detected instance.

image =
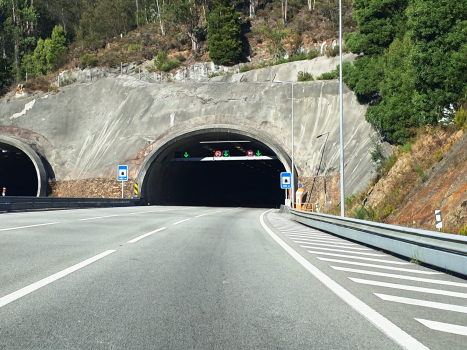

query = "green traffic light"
[256,150,262,156]
[184,152,189,158]
[223,150,230,157]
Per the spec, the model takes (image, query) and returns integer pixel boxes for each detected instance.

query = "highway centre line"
[0,222,60,232]
[173,218,191,225]
[79,209,172,221]
[261,211,429,350]
[0,250,116,309]
[127,227,166,243]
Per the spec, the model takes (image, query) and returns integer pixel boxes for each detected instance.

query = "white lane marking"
[298,246,385,256]
[285,233,348,240]
[195,210,223,217]
[319,258,442,274]
[308,251,411,264]
[333,267,465,287]
[261,211,429,350]
[127,227,166,243]
[0,250,116,309]
[299,243,371,251]
[351,278,467,299]
[415,319,467,336]
[80,209,172,221]
[286,236,358,245]
[173,218,191,225]
[0,222,60,232]
[375,293,467,314]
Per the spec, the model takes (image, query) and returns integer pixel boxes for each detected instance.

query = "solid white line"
[0,222,60,232]
[351,278,467,299]
[260,211,428,350]
[80,214,121,221]
[285,233,345,239]
[173,218,191,225]
[319,258,442,274]
[307,251,411,264]
[299,246,385,256]
[127,227,166,243]
[415,319,467,336]
[332,267,464,287]
[0,250,116,308]
[80,209,173,220]
[375,293,467,314]
[299,243,371,251]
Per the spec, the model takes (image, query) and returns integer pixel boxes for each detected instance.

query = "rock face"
[0,57,378,200]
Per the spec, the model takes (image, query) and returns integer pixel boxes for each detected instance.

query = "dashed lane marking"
[127,227,166,243]
[173,218,191,225]
[0,222,60,232]
[298,246,386,257]
[298,243,372,251]
[0,250,116,309]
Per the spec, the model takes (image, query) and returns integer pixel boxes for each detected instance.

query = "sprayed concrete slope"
[0,56,377,198]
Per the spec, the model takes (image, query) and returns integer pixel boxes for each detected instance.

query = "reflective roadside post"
[317,132,330,211]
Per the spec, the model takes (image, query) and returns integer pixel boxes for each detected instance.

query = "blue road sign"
[280,172,291,189]
[118,165,128,181]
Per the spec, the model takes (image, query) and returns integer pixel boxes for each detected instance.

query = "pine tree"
[207,1,243,65]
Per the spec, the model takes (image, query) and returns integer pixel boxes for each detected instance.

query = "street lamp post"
[273,80,295,207]
[317,132,330,211]
[339,0,345,217]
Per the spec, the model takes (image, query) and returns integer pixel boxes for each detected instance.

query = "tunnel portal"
[0,143,38,196]
[143,132,287,208]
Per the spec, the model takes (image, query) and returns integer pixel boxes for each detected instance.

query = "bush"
[455,107,467,130]
[399,142,413,154]
[154,52,180,72]
[316,70,339,80]
[80,53,99,68]
[385,204,394,217]
[412,163,428,182]
[297,71,314,82]
[307,50,319,60]
[434,149,442,162]
[459,225,467,236]
[327,45,340,57]
[240,66,249,73]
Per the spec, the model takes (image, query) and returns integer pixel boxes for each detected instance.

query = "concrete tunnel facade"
[0,65,377,204]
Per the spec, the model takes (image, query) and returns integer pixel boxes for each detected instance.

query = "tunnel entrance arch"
[0,135,47,197]
[137,127,293,207]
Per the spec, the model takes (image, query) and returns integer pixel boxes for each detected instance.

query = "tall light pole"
[273,80,295,207]
[317,132,329,211]
[339,0,345,217]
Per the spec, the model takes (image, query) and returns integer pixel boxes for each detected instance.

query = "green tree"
[260,19,289,59]
[44,25,67,72]
[207,1,242,65]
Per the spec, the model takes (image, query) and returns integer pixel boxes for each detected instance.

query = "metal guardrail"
[280,205,467,276]
[0,196,141,212]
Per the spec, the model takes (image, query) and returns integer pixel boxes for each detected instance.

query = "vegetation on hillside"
[343,0,467,144]
[0,0,355,95]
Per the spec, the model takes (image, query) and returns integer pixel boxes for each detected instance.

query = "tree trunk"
[308,0,311,11]
[284,0,287,23]
[136,0,139,27]
[250,0,255,19]
[281,0,284,22]
[155,0,165,35]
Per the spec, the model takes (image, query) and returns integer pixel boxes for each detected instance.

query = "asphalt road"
[0,206,466,349]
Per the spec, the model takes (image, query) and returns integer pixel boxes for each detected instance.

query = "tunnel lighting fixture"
[199,141,250,143]
[2,149,7,153]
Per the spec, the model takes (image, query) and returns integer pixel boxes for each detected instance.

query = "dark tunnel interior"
[0,143,38,196]
[144,132,287,208]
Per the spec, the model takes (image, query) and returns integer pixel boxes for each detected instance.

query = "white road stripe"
[286,236,357,245]
[80,209,172,221]
[0,250,116,308]
[319,258,442,274]
[127,227,166,243]
[299,246,385,256]
[333,267,465,287]
[173,218,191,225]
[299,243,371,251]
[261,211,429,350]
[415,319,467,336]
[285,233,346,239]
[308,251,411,264]
[0,222,60,232]
[351,278,467,299]
[195,210,223,217]
[375,293,467,314]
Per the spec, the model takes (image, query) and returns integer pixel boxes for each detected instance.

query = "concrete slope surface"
[0,207,466,349]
